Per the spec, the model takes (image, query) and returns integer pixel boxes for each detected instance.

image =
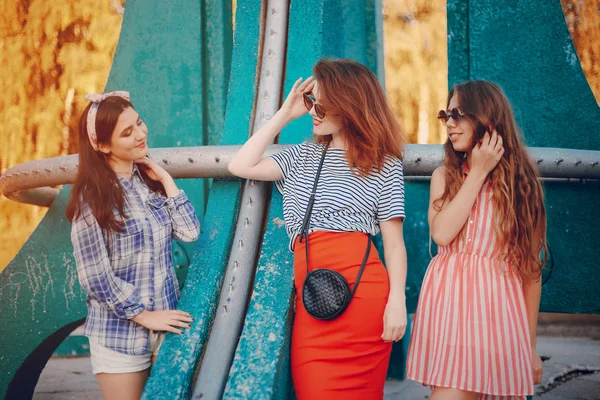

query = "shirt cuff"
[124,303,146,320]
[166,190,189,208]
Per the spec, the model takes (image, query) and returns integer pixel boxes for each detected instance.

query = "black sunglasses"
[437,108,469,125]
[303,92,326,119]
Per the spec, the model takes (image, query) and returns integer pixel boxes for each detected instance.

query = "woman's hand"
[135,156,171,183]
[132,310,193,334]
[471,130,504,178]
[227,77,315,181]
[381,295,407,342]
[279,76,316,121]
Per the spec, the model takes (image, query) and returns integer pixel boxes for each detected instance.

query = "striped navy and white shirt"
[270,141,405,251]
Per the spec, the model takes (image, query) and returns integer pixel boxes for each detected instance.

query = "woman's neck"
[329,133,347,150]
[109,158,134,179]
[466,151,473,169]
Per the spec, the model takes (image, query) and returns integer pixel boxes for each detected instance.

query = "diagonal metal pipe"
[190,0,289,398]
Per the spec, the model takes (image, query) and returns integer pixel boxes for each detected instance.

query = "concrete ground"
[34,335,600,399]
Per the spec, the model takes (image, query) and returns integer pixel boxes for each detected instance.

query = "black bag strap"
[298,143,371,296]
[299,144,328,275]
[299,144,328,243]
[350,235,371,297]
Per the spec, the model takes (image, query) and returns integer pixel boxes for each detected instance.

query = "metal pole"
[2,145,600,206]
[191,0,289,398]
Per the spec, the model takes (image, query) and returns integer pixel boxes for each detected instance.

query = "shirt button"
[469,220,474,224]
[150,278,154,282]
[467,238,472,242]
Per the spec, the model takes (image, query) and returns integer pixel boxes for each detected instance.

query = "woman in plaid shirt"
[66,92,200,399]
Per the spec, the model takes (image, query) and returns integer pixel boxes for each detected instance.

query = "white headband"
[85,91,131,151]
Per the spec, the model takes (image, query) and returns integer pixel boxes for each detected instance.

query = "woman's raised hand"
[471,129,505,177]
[279,76,316,121]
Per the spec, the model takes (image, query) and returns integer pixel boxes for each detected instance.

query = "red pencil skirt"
[291,231,392,399]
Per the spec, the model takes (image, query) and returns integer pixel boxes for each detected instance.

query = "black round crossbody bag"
[298,144,372,321]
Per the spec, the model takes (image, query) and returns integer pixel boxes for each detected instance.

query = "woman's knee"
[430,386,479,400]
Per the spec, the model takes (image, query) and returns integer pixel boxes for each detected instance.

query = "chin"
[313,128,332,137]
[450,142,469,152]
[122,148,147,161]
[136,147,149,157]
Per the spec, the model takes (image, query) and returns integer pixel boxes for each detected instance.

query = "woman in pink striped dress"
[407,80,547,399]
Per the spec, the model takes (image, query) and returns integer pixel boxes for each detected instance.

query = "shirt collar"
[117,164,144,186]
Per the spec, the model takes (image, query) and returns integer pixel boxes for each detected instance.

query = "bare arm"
[380,218,408,342]
[381,218,407,300]
[429,131,505,246]
[522,221,545,383]
[228,77,315,181]
[428,167,486,246]
[522,274,541,351]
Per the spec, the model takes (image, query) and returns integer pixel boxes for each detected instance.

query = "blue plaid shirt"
[71,166,200,355]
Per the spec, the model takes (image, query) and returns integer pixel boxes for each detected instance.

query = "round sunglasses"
[303,92,326,119]
[437,108,469,125]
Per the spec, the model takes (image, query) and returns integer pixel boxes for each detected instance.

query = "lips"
[313,119,322,126]
[136,142,147,149]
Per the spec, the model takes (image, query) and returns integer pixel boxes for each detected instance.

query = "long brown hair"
[66,96,164,232]
[435,80,547,277]
[312,58,405,175]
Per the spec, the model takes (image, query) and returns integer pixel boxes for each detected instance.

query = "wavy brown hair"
[66,96,164,232]
[435,80,547,277]
[312,58,405,175]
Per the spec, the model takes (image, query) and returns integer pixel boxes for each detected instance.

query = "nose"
[134,126,147,140]
[308,106,317,118]
[445,116,457,129]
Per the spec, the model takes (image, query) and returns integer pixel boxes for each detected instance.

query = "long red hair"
[435,80,547,277]
[312,59,405,175]
[66,97,164,232]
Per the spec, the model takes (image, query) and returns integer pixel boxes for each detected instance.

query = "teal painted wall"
[142,0,257,398]
[447,0,599,149]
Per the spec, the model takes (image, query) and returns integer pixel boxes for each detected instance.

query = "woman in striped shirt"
[229,58,408,399]
[66,92,200,399]
[407,80,546,399]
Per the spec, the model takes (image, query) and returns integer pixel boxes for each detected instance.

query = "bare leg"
[430,386,479,400]
[96,369,150,400]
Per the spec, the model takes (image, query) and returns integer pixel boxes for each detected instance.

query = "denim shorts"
[88,330,165,374]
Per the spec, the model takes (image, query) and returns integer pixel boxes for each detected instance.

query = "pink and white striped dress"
[407,172,534,399]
